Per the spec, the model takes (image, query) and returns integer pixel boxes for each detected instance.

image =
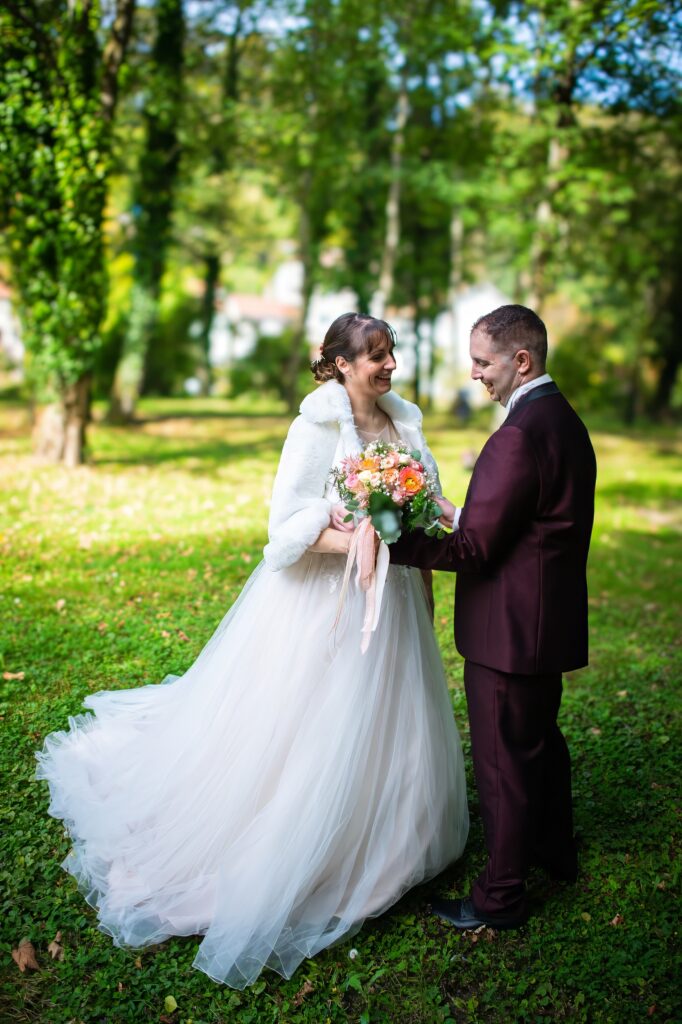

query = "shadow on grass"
[92,435,285,470]
[133,409,288,423]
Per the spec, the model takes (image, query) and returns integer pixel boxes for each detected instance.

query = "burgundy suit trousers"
[464,661,576,916]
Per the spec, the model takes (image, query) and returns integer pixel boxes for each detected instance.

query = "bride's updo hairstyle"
[311,312,396,383]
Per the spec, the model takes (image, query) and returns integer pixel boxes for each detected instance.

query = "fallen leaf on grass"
[647,1006,656,1017]
[12,939,39,972]
[96,622,108,634]
[55,598,66,612]
[3,671,24,681]
[134,957,142,968]
[164,995,178,1013]
[610,914,624,926]
[47,931,64,960]
[293,980,314,1006]
[176,631,190,642]
[465,924,493,943]
[580,912,592,922]
[161,630,171,639]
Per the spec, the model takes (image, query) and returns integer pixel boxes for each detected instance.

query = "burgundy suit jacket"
[391,383,596,674]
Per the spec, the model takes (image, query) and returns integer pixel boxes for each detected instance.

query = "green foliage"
[0,396,680,1023]
[0,4,110,391]
[3,0,682,429]
[230,329,311,402]
[402,487,444,538]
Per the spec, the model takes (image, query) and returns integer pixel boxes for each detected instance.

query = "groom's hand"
[435,495,457,530]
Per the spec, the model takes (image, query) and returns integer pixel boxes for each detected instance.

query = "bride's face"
[337,341,397,400]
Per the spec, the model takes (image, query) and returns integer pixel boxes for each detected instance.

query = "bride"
[36,312,469,989]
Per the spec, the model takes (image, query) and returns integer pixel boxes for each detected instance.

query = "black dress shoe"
[430,896,528,931]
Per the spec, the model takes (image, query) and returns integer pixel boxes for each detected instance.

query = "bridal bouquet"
[331,440,443,545]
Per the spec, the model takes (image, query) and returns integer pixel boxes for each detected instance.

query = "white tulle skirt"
[36,553,469,988]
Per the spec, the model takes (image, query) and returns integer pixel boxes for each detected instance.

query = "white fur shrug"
[263,380,441,571]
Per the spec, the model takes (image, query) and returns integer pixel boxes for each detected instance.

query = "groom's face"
[469,328,521,406]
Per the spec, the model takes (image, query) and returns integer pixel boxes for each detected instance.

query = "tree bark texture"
[100,0,137,122]
[372,78,409,320]
[35,375,91,467]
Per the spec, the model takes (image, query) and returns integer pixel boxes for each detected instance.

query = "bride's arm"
[264,417,336,571]
[308,527,353,555]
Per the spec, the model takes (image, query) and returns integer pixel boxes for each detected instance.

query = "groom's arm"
[390,426,539,573]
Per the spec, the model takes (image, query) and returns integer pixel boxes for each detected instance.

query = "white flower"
[348,948,358,960]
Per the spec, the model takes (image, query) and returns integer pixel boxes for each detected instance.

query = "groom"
[390,304,596,929]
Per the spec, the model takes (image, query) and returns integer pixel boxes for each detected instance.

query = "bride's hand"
[434,495,456,529]
[330,503,355,532]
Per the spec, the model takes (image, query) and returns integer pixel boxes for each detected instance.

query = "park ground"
[0,396,680,1024]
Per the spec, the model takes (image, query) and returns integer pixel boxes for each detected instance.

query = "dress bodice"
[356,417,400,445]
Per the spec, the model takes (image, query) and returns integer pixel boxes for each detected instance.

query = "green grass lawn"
[1,396,680,1024]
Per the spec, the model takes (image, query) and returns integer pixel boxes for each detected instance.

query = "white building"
[210,265,513,409]
[0,281,24,375]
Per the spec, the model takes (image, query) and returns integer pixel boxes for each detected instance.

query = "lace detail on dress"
[318,556,345,593]
[391,564,412,597]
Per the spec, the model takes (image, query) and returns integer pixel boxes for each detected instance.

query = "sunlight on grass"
[1,396,680,1024]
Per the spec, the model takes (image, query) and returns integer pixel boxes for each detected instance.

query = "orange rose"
[398,467,423,494]
[359,457,380,472]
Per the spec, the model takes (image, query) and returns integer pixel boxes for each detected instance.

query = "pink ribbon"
[333,518,390,653]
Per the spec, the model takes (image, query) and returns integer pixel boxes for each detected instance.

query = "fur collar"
[299,380,423,429]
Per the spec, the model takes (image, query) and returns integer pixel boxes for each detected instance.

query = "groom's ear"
[515,349,532,374]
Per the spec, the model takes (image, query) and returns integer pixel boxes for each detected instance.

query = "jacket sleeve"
[263,416,335,571]
[390,425,539,572]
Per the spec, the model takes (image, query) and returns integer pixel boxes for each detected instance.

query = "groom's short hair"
[473,305,548,367]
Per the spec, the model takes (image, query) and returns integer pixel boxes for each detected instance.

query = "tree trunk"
[372,77,408,319]
[285,203,315,412]
[527,135,568,313]
[424,317,438,411]
[35,375,91,466]
[412,313,422,406]
[526,0,578,313]
[108,0,184,421]
[447,207,464,384]
[100,0,137,122]
[198,253,220,395]
[108,282,157,421]
[650,250,682,418]
[652,348,681,418]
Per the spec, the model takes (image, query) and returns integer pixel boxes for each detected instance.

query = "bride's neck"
[345,389,387,433]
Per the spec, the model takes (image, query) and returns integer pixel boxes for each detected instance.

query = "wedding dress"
[36,385,469,989]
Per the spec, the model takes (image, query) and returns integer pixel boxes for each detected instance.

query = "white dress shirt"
[504,373,554,415]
